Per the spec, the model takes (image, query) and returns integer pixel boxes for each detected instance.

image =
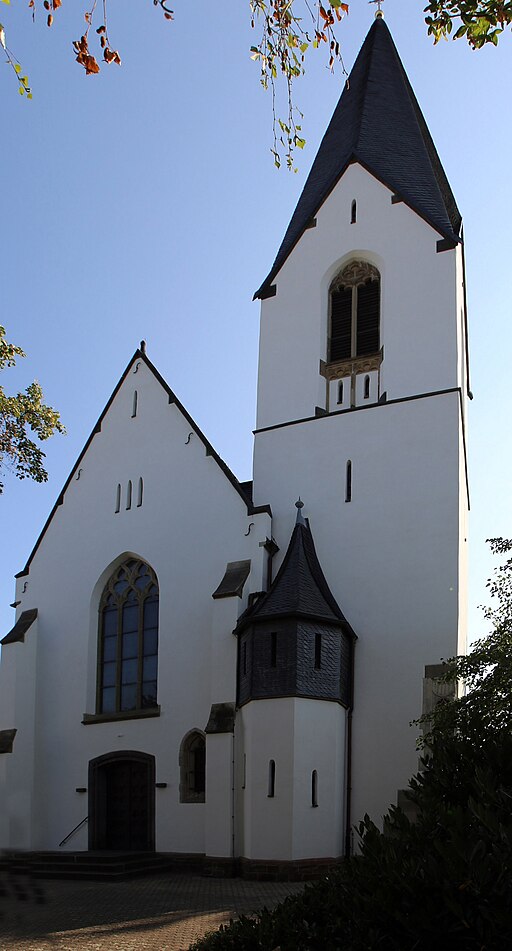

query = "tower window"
[270,631,277,668]
[314,632,322,669]
[345,460,352,503]
[97,558,159,715]
[364,375,370,400]
[337,380,344,404]
[329,261,380,363]
[268,759,276,798]
[311,770,318,807]
[350,200,357,224]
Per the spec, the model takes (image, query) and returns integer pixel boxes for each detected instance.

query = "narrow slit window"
[126,480,132,510]
[345,460,352,503]
[314,632,322,669]
[268,759,276,798]
[351,199,357,224]
[270,631,277,668]
[137,477,143,507]
[243,641,247,676]
[311,770,318,807]
[115,483,121,513]
[364,375,370,400]
[132,390,138,418]
[337,381,344,404]
[242,753,246,789]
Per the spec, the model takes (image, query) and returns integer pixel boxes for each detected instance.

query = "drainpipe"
[231,731,235,865]
[344,636,355,858]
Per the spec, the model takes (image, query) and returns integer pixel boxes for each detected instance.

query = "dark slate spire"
[237,511,354,633]
[255,16,461,300]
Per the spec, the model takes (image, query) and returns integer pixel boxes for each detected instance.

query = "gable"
[16,348,270,580]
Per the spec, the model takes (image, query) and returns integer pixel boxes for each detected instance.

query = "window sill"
[320,349,383,381]
[82,706,161,725]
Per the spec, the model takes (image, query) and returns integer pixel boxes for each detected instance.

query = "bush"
[191,732,512,950]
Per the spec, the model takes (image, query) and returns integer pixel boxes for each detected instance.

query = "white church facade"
[0,16,469,878]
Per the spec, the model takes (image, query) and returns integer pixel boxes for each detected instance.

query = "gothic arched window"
[329,261,380,362]
[179,730,206,803]
[98,558,159,715]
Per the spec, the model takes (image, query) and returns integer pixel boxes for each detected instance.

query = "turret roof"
[237,513,356,635]
[255,16,461,299]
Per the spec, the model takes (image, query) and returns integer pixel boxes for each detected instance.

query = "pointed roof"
[255,16,461,299]
[236,512,355,635]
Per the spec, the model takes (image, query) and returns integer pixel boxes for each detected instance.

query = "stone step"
[0,851,205,881]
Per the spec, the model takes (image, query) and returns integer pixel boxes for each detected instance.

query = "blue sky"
[1,0,511,646]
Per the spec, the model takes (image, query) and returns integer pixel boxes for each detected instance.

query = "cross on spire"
[369,0,385,18]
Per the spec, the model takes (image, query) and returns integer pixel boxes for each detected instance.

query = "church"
[0,15,469,878]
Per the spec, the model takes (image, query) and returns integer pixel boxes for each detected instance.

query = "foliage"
[191,540,512,950]
[424,0,512,47]
[0,2,510,165]
[417,536,512,746]
[0,326,65,494]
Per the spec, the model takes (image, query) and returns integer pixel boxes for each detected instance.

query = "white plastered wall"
[238,698,346,861]
[253,161,468,828]
[253,392,467,827]
[0,357,269,852]
[256,164,462,430]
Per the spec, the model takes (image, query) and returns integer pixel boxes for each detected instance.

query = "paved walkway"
[0,873,304,951]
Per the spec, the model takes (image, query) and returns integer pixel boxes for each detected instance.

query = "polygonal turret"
[236,503,355,707]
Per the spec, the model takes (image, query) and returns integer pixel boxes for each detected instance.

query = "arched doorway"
[88,751,155,851]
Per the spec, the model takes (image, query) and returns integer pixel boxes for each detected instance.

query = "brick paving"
[0,872,304,951]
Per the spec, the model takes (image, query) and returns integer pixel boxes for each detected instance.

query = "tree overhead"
[0,1,510,167]
[0,326,65,494]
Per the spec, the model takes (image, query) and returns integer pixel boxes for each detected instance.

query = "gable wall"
[3,359,268,851]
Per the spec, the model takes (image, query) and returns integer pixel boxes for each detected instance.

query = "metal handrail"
[58,816,88,848]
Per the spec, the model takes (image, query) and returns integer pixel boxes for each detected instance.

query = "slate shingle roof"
[237,518,355,635]
[255,16,461,300]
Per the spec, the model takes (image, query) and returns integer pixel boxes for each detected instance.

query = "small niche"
[350,199,357,224]
[364,375,370,400]
[126,480,132,510]
[337,380,344,404]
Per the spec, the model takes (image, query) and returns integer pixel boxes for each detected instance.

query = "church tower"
[252,14,469,832]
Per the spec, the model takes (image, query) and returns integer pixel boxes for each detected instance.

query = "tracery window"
[97,559,159,715]
[179,731,206,803]
[329,261,380,362]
